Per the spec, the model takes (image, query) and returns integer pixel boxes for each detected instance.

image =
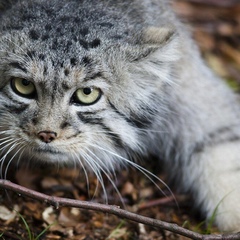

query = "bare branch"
[0,180,240,240]
[180,0,240,7]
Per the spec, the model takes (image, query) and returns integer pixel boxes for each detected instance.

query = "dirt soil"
[0,0,240,239]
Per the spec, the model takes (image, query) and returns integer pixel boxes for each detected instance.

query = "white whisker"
[16,145,26,169]
[4,143,25,179]
[87,142,178,207]
[80,148,108,201]
[83,146,126,206]
[0,138,22,178]
[71,150,90,195]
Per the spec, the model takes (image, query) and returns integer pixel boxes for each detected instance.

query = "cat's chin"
[32,148,70,163]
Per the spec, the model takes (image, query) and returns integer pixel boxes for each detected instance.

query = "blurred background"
[173,0,240,91]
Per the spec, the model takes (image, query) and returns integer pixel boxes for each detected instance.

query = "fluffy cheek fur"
[104,31,181,123]
[0,99,144,172]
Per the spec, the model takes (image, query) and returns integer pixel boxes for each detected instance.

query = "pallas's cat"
[0,0,240,231]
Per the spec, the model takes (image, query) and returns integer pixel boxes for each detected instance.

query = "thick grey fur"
[0,0,240,231]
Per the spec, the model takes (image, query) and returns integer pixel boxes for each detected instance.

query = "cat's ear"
[125,26,180,62]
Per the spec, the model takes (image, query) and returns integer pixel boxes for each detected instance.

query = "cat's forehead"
[14,52,107,88]
[0,0,131,56]
[0,0,134,84]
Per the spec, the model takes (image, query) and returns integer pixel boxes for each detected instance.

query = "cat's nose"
[38,131,57,143]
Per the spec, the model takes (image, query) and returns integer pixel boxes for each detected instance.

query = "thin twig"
[0,180,240,240]
[181,0,240,7]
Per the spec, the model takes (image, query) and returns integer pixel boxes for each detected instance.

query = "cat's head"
[0,0,180,176]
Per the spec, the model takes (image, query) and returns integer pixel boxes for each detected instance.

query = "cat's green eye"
[11,77,36,98]
[73,87,101,105]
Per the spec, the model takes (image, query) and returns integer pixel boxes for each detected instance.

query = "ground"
[0,0,240,239]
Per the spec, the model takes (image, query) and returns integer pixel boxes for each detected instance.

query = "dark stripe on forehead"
[50,78,59,104]
[9,62,27,73]
[77,112,124,149]
[83,72,103,82]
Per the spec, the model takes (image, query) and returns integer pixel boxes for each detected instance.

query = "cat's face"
[0,0,179,178]
[0,35,144,170]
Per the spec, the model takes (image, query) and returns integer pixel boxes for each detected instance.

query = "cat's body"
[0,0,240,232]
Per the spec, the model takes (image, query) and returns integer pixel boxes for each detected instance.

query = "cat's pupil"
[83,88,92,95]
[22,79,30,86]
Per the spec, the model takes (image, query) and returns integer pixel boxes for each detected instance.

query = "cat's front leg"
[186,141,240,232]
